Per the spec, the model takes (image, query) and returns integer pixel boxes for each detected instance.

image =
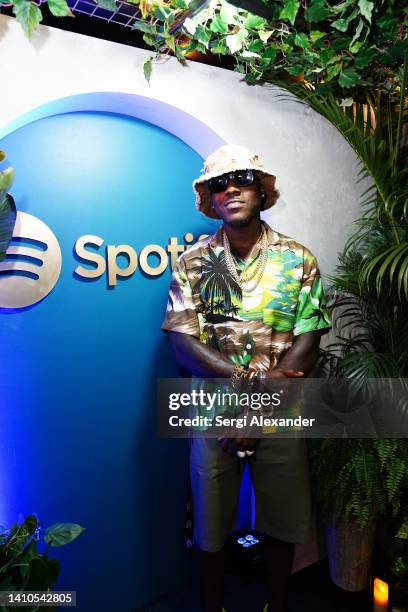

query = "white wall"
[0,14,363,276]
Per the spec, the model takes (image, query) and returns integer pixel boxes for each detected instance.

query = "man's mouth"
[225,199,243,208]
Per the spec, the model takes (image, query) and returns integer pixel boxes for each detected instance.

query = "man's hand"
[267,369,304,378]
[217,436,259,456]
[217,369,306,456]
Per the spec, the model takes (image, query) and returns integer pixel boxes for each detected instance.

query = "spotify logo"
[0,211,206,308]
[0,212,62,309]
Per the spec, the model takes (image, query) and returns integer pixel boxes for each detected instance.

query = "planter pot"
[326,516,377,591]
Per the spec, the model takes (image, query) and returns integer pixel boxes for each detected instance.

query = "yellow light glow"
[373,577,389,611]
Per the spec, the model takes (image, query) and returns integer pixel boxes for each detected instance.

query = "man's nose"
[224,179,240,192]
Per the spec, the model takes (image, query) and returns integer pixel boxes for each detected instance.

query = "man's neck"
[223,217,263,259]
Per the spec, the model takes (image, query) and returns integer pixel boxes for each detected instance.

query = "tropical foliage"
[2,0,407,96]
[0,515,84,610]
[0,150,16,261]
[271,49,408,380]
[311,438,408,526]
[301,50,408,528]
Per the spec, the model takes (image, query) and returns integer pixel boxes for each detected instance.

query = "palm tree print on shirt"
[200,248,242,323]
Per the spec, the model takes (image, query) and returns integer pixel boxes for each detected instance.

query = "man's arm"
[168,331,234,377]
[168,329,323,378]
[272,330,323,377]
[168,328,324,455]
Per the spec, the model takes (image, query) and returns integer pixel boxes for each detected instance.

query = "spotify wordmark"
[0,213,207,308]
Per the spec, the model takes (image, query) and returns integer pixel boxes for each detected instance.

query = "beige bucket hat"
[193,144,277,220]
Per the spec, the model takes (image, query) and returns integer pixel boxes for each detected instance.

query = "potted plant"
[0,150,16,260]
[310,439,408,590]
[0,514,85,612]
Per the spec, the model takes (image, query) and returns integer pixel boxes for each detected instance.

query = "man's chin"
[225,217,252,228]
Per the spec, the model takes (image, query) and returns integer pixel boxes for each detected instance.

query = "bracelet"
[230,364,246,391]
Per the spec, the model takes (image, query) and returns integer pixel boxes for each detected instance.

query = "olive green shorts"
[189,437,312,552]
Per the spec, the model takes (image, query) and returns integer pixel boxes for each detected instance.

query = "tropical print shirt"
[162,222,331,370]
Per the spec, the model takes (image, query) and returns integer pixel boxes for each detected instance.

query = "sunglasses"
[208,169,255,193]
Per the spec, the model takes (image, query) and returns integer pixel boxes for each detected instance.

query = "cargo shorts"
[189,437,312,552]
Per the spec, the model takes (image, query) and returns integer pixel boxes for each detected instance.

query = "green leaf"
[259,30,272,43]
[241,50,261,59]
[0,166,14,194]
[154,4,171,19]
[358,0,373,23]
[142,33,158,47]
[376,14,396,30]
[220,3,238,23]
[211,41,228,55]
[332,18,349,32]
[326,62,341,81]
[210,14,228,34]
[132,21,154,34]
[249,39,264,53]
[195,24,210,49]
[331,36,352,51]
[354,47,373,68]
[244,14,265,30]
[44,523,85,547]
[349,18,364,52]
[305,0,331,23]
[48,0,74,17]
[285,65,304,75]
[294,32,309,49]
[23,515,39,537]
[225,28,248,54]
[310,30,326,43]
[332,9,358,33]
[331,0,355,12]
[19,542,39,579]
[262,47,277,63]
[95,0,117,10]
[165,36,175,52]
[143,56,152,84]
[279,0,299,25]
[339,68,360,87]
[349,40,364,53]
[12,0,42,38]
[318,47,336,66]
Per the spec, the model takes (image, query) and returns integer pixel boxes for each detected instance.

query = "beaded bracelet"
[230,364,246,391]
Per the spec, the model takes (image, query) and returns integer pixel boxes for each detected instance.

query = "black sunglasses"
[208,169,255,193]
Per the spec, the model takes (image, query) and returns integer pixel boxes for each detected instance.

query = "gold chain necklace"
[222,226,268,293]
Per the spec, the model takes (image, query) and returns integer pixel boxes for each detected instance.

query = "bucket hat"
[193,144,277,220]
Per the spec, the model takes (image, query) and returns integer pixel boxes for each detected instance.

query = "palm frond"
[360,242,408,299]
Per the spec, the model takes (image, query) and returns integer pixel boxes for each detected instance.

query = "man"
[162,145,331,612]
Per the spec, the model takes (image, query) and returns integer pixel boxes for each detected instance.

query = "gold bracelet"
[231,364,246,391]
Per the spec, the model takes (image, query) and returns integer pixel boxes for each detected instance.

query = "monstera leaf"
[0,150,17,262]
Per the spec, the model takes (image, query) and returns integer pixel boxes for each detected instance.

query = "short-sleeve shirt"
[162,222,331,369]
